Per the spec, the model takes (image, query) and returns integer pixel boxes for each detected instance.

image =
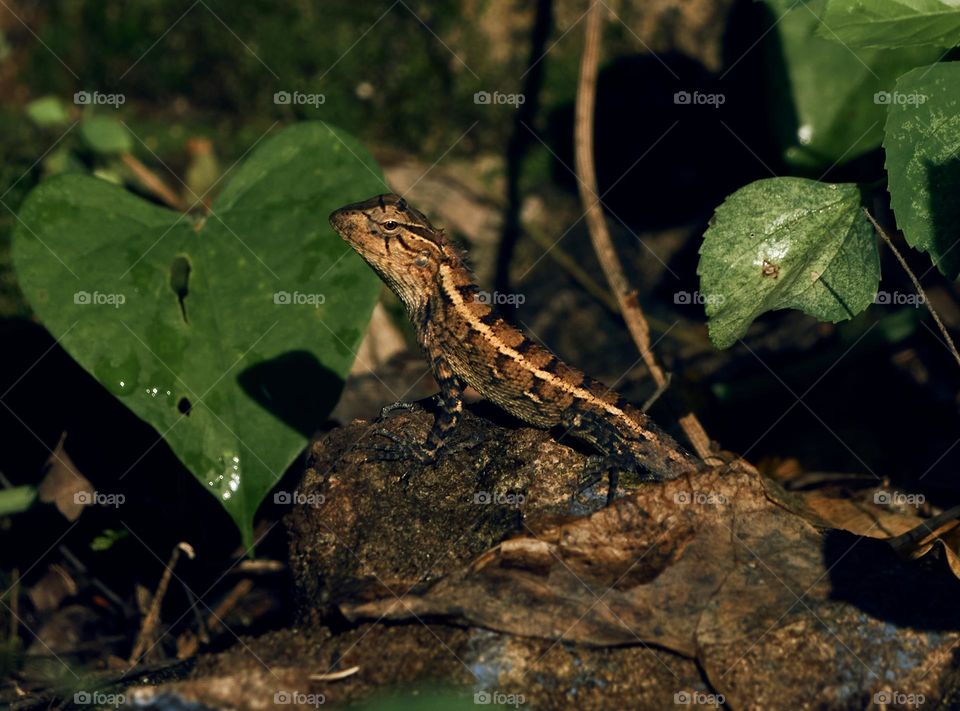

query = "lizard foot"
[368,428,484,484]
[368,429,436,465]
[580,454,663,505]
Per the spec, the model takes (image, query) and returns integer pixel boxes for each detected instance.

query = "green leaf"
[0,486,37,516]
[25,96,70,128]
[79,115,133,154]
[698,178,880,348]
[12,122,386,547]
[884,62,960,279]
[90,528,129,551]
[820,0,960,49]
[760,0,942,172]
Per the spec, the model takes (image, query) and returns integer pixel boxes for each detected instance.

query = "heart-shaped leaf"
[698,177,880,349]
[884,62,960,280]
[12,122,386,547]
[820,0,960,49]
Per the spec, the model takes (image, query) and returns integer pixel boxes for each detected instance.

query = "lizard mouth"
[328,208,350,232]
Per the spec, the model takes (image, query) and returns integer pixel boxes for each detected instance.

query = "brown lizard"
[329,194,701,501]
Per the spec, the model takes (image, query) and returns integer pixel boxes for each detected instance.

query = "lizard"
[329,193,702,502]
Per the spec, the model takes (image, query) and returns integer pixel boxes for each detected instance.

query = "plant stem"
[573,0,715,461]
[864,208,960,369]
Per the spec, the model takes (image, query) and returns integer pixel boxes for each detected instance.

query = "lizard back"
[424,258,697,479]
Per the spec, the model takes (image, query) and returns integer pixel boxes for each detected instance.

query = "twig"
[204,578,253,635]
[641,374,671,413]
[886,504,960,555]
[574,1,715,461]
[495,0,553,309]
[526,226,711,349]
[8,568,19,644]
[865,209,960,369]
[310,666,361,681]
[58,545,131,616]
[120,153,184,211]
[525,226,621,313]
[128,542,195,665]
[178,583,210,645]
[232,559,286,574]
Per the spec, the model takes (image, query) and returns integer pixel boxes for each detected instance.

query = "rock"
[283,408,960,708]
[285,406,598,623]
[137,407,960,709]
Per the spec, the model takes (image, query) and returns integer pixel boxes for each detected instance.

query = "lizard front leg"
[370,356,467,473]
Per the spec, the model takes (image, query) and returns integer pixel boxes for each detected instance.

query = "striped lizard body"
[329,194,700,499]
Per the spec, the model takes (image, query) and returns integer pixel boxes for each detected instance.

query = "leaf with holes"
[698,177,880,349]
[12,122,385,547]
[884,62,960,280]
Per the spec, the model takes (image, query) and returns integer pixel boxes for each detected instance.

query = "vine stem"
[864,208,960,369]
[573,0,715,461]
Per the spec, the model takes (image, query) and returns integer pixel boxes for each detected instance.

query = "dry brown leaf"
[803,490,925,539]
[26,564,77,613]
[290,411,960,707]
[36,433,92,521]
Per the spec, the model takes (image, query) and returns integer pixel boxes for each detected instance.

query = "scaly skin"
[330,194,701,500]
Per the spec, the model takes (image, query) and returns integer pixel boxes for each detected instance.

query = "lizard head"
[330,193,450,310]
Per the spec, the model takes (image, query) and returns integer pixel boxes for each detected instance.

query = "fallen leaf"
[36,433,92,522]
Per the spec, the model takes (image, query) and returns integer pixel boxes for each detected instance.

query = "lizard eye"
[381,220,400,233]
[414,251,430,267]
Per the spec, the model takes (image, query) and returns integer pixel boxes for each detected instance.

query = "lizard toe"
[368,428,436,465]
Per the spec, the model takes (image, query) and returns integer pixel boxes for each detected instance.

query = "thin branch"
[887,504,960,556]
[864,209,960,369]
[525,225,711,349]
[128,542,195,665]
[8,568,19,645]
[573,0,715,461]
[121,152,184,211]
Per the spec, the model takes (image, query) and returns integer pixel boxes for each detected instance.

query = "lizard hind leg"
[580,454,631,505]
[559,406,660,505]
